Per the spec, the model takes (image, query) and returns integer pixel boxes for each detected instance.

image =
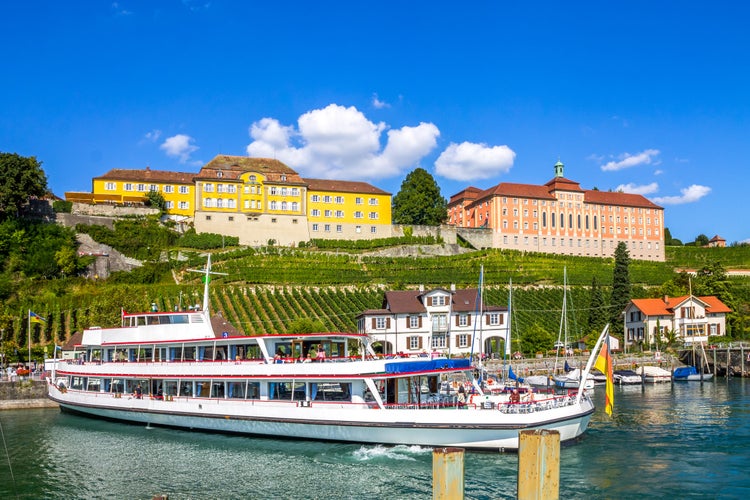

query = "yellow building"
[193,155,392,245]
[66,167,195,218]
[70,155,393,246]
[305,178,392,239]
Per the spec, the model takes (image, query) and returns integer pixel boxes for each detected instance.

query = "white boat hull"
[48,384,594,451]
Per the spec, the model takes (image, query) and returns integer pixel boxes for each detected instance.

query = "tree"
[0,153,48,220]
[609,242,631,331]
[392,168,447,225]
[519,323,554,356]
[145,189,166,212]
[694,234,709,247]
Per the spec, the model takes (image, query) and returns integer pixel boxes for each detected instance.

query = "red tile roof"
[95,167,196,184]
[584,189,662,209]
[304,178,390,195]
[630,295,732,316]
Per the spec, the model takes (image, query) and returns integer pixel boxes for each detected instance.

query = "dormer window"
[217,170,223,178]
[281,174,287,181]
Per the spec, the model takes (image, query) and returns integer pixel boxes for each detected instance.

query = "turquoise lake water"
[1,378,749,499]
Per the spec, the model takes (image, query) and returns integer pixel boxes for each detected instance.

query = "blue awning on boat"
[384,358,471,374]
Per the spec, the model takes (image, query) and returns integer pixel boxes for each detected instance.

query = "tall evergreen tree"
[392,168,447,225]
[609,242,631,332]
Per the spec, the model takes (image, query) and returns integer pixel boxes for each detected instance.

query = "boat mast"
[479,264,485,368]
[186,254,227,316]
[503,278,512,382]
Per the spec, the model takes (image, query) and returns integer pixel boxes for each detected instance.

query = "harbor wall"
[0,380,57,410]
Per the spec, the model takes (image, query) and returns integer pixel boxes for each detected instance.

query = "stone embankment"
[0,379,58,410]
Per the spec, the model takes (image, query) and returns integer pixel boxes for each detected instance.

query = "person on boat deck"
[155,387,164,400]
[457,385,466,407]
[509,388,520,404]
[303,354,312,363]
[134,384,143,399]
[316,346,326,362]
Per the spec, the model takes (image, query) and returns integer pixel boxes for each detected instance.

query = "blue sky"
[2,1,748,244]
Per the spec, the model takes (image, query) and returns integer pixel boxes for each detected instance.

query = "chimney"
[450,283,456,292]
[663,295,669,305]
[419,284,424,293]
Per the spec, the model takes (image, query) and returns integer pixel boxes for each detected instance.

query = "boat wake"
[353,444,431,462]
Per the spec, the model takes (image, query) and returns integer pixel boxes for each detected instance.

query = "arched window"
[542,212,547,227]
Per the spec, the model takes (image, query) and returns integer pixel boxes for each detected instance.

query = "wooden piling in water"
[432,447,464,499]
[517,429,560,500]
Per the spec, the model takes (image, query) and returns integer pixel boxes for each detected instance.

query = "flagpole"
[28,309,31,371]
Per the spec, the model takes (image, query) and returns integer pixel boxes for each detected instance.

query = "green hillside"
[3,243,748,365]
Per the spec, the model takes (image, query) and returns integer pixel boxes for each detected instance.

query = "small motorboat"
[613,369,642,385]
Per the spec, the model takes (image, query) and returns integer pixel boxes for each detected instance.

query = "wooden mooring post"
[433,447,464,499]
[517,429,560,500]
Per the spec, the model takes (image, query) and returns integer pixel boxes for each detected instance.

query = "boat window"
[163,380,178,397]
[70,377,85,390]
[227,381,246,399]
[87,378,101,392]
[329,342,346,359]
[137,316,146,326]
[111,379,124,393]
[194,380,210,398]
[179,381,193,396]
[247,382,260,399]
[147,316,159,325]
[171,314,189,324]
[211,381,225,398]
[314,382,351,401]
[159,316,171,325]
[182,346,196,361]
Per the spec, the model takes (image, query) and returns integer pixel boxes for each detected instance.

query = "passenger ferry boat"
[47,258,602,451]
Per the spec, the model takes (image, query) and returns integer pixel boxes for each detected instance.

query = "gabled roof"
[195,155,303,183]
[62,331,83,350]
[95,167,196,184]
[629,295,732,316]
[544,177,584,192]
[304,178,390,195]
[380,288,506,315]
[211,313,241,337]
[448,186,483,205]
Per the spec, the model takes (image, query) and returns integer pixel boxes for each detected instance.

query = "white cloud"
[434,142,515,181]
[246,104,440,180]
[653,169,664,176]
[111,2,132,15]
[651,184,711,205]
[160,134,199,164]
[616,182,659,195]
[601,149,660,172]
[372,94,390,109]
[144,129,162,142]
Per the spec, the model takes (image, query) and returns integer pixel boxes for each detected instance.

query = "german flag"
[594,334,614,416]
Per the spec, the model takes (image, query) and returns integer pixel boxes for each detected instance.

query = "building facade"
[66,167,195,219]
[356,287,508,358]
[67,155,392,246]
[306,178,392,240]
[623,295,731,349]
[448,160,666,261]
